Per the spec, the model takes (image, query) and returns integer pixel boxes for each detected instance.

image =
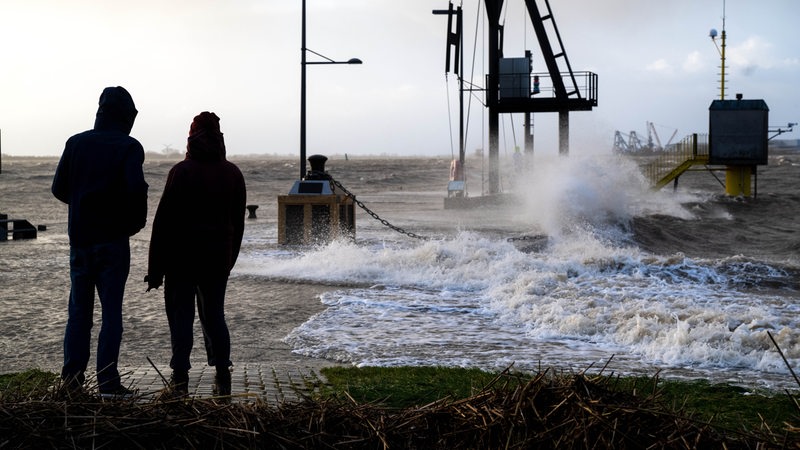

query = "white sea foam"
[237,229,799,389]
[235,154,800,389]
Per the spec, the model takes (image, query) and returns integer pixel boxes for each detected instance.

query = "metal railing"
[498,71,598,104]
[644,133,709,188]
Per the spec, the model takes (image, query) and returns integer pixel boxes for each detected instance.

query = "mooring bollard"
[246,205,258,219]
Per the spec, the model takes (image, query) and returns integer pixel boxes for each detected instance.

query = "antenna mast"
[720,0,727,100]
[709,0,727,100]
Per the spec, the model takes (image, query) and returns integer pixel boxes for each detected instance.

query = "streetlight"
[300,0,362,179]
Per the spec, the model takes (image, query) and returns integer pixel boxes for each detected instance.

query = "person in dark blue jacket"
[52,86,148,399]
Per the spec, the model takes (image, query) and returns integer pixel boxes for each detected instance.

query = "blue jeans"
[164,275,231,372]
[62,238,130,390]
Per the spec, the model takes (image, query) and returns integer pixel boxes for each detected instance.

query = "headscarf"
[186,111,226,161]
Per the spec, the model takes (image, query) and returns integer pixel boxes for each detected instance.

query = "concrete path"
[119,363,330,405]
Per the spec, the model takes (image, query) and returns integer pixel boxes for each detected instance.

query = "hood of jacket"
[186,111,226,162]
[93,86,138,134]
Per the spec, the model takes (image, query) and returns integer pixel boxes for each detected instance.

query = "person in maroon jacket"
[146,112,246,397]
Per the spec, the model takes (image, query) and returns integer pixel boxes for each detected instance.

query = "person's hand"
[144,275,162,292]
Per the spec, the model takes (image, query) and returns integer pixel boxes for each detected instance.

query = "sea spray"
[241,154,800,389]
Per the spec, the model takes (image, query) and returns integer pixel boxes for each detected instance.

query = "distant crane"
[613,122,677,154]
[613,130,646,154]
[648,122,678,150]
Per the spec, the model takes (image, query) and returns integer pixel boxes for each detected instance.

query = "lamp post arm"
[305,48,363,65]
[306,48,338,63]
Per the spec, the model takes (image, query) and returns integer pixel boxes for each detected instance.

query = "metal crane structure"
[613,122,678,154]
[613,130,646,154]
[648,122,678,150]
[485,0,597,195]
[437,0,598,206]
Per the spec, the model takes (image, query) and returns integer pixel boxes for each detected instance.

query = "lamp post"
[300,0,362,179]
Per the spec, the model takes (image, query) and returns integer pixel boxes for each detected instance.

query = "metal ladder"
[524,0,583,99]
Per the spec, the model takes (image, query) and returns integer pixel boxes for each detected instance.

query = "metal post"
[300,0,307,179]
[524,113,533,160]
[485,0,503,195]
[458,6,465,173]
[558,110,569,155]
[433,4,465,179]
[720,28,726,100]
[720,0,726,100]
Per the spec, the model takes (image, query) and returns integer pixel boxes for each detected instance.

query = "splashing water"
[234,154,800,390]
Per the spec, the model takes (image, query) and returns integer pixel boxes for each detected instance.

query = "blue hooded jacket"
[52,86,148,246]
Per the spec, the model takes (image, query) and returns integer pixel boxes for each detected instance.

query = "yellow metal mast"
[711,1,727,99]
[711,0,752,196]
[720,1,726,100]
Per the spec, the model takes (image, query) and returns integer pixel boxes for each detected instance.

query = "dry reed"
[1,369,798,449]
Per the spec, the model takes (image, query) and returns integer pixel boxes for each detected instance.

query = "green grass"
[317,366,508,408]
[320,367,800,432]
[657,378,799,432]
[0,369,59,399]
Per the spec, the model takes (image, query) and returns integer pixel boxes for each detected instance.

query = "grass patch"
[320,366,800,432]
[0,369,58,399]
[596,375,799,432]
[658,378,799,432]
[318,366,505,408]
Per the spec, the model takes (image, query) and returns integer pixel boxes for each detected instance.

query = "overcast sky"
[1,0,797,158]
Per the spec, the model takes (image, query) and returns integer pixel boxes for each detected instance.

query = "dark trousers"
[164,274,231,372]
[62,238,130,390]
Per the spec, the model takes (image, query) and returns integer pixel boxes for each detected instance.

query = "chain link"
[507,235,541,242]
[317,177,549,244]
[329,177,429,240]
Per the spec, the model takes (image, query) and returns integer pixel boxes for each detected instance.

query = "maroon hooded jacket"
[147,112,246,283]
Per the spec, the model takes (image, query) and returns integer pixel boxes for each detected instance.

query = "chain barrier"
[507,235,543,242]
[326,176,546,244]
[329,177,429,241]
